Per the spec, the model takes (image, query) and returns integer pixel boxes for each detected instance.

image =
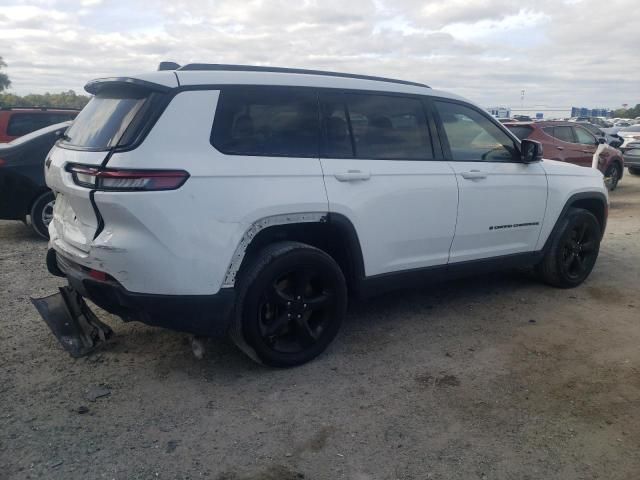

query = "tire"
[629,167,640,176]
[30,191,55,239]
[604,163,622,191]
[231,241,347,367]
[536,208,601,288]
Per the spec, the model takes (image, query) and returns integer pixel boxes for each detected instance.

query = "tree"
[0,90,90,109]
[613,104,640,119]
[0,56,10,92]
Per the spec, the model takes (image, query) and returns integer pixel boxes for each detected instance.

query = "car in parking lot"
[617,125,640,151]
[505,121,625,190]
[624,148,640,175]
[0,121,71,238]
[0,107,78,143]
[35,64,609,367]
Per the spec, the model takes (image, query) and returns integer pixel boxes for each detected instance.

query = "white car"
[34,64,609,366]
[617,125,640,151]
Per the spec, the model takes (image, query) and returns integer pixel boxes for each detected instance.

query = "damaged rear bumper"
[41,249,236,339]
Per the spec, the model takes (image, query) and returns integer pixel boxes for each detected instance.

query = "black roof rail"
[0,106,80,111]
[177,64,430,89]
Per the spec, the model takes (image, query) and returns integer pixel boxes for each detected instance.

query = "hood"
[541,159,603,177]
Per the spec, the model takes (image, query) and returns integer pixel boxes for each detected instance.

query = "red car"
[505,121,625,190]
[0,107,78,143]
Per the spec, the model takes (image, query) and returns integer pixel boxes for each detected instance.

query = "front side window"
[574,126,596,145]
[435,101,518,162]
[211,87,319,157]
[552,126,575,144]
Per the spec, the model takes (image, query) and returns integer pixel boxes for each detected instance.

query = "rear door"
[46,84,166,254]
[433,100,547,263]
[572,125,601,167]
[545,125,591,167]
[319,91,458,276]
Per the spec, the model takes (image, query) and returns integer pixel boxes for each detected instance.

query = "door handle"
[556,146,564,151]
[334,170,371,182]
[460,170,487,180]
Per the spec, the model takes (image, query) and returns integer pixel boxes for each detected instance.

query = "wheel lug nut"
[297,314,301,319]
[297,296,301,300]
[303,304,307,308]
[288,314,291,318]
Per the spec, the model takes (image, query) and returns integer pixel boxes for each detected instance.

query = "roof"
[0,106,80,112]
[85,64,471,101]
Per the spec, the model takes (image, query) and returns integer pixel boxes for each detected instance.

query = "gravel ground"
[1,172,639,480]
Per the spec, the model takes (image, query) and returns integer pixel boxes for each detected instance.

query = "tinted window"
[320,95,353,158]
[7,112,76,137]
[506,125,533,140]
[337,94,432,160]
[435,101,518,162]
[553,126,575,143]
[574,126,596,145]
[63,88,149,149]
[212,87,319,157]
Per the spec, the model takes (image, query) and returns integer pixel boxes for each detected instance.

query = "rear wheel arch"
[227,213,365,294]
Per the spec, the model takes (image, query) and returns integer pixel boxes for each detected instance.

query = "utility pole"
[521,89,525,110]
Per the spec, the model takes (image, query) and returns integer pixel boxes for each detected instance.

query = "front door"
[319,91,459,277]
[433,100,548,263]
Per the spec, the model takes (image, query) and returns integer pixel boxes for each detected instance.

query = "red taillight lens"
[66,164,189,191]
[0,158,5,167]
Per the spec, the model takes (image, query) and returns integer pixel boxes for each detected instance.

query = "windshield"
[62,87,148,149]
[506,125,533,140]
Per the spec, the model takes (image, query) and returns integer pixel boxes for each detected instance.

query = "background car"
[505,121,625,190]
[576,121,623,148]
[624,148,640,176]
[0,121,70,238]
[616,125,640,151]
[0,107,78,143]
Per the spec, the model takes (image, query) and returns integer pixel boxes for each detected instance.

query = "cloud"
[0,0,638,112]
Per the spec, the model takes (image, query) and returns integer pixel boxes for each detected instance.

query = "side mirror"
[521,139,543,163]
[598,137,606,145]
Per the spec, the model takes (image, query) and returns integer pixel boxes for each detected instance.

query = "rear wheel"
[536,208,601,288]
[629,167,640,176]
[604,163,621,191]
[231,241,347,367]
[30,191,55,239]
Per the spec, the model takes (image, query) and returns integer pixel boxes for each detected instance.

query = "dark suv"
[0,107,78,143]
[505,121,625,190]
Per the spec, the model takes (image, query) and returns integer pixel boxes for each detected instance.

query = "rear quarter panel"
[98,90,329,295]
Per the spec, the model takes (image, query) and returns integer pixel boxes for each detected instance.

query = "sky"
[0,0,638,113]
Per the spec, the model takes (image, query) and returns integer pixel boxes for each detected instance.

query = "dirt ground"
[1,173,639,480]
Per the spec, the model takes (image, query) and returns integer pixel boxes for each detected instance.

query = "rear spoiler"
[84,77,173,95]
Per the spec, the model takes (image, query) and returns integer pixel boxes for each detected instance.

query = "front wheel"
[231,241,347,367]
[30,191,55,239]
[536,208,601,288]
[629,167,640,176]
[604,163,621,191]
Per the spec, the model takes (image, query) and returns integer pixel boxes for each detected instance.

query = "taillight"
[66,164,189,191]
[0,158,5,167]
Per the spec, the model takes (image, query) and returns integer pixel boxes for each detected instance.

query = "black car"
[0,121,70,238]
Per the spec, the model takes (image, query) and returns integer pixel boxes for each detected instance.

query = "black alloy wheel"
[560,220,599,282]
[605,163,621,191]
[232,241,347,367]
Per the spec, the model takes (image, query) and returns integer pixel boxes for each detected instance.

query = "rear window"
[506,125,533,140]
[63,88,149,149]
[211,87,319,157]
[7,112,77,137]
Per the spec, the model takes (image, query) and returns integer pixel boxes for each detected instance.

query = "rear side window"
[435,101,518,162]
[212,87,319,157]
[63,87,149,149]
[7,112,76,137]
[574,126,596,145]
[506,125,533,140]
[321,93,432,160]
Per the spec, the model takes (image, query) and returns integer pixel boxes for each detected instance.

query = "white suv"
[36,64,609,367]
